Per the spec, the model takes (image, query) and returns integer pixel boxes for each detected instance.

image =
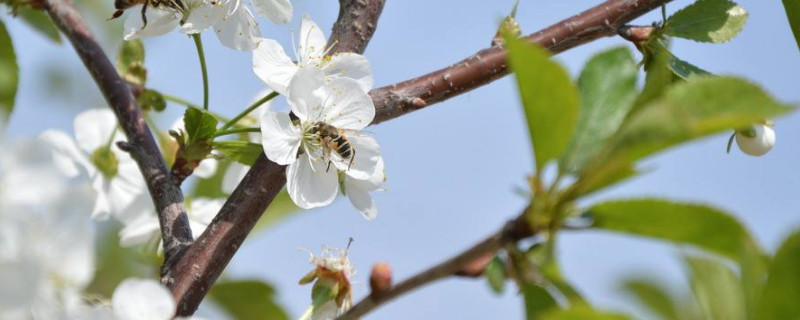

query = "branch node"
[116,141,133,152]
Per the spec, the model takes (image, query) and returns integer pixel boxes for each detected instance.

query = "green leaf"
[184,107,218,145]
[783,0,800,53]
[116,40,146,85]
[757,230,800,320]
[665,0,748,43]
[523,284,559,320]
[505,36,580,172]
[18,9,61,43]
[589,199,756,262]
[209,280,290,320]
[485,256,506,294]
[0,19,18,125]
[620,279,681,320]
[541,306,634,320]
[561,47,638,174]
[212,141,263,166]
[669,54,711,80]
[684,256,746,320]
[137,89,166,112]
[610,77,792,164]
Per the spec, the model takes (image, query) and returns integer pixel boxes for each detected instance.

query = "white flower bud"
[735,124,775,156]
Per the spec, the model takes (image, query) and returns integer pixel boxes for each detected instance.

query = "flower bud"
[735,124,775,156]
[369,262,392,295]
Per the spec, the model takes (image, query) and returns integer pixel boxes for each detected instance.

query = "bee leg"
[140,0,149,30]
[326,160,333,172]
[347,148,355,171]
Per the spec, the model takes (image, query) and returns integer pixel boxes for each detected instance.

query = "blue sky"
[4,0,800,319]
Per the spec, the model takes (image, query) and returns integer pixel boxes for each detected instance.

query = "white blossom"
[735,123,776,156]
[76,278,207,320]
[119,198,222,248]
[260,68,383,213]
[252,14,373,96]
[251,0,292,24]
[40,109,149,223]
[343,158,385,220]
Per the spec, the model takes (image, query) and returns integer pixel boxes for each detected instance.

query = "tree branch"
[338,210,535,320]
[169,0,671,315]
[42,0,193,269]
[327,0,386,54]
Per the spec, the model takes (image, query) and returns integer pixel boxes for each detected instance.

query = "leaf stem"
[162,94,232,122]
[220,91,279,130]
[213,127,261,138]
[192,33,209,111]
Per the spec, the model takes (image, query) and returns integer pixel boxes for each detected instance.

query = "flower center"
[90,146,119,179]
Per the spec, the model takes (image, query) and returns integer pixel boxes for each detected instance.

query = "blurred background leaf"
[0,18,18,125]
[665,0,748,43]
[17,8,61,43]
[209,280,290,320]
[757,230,800,319]
[684,256,746,320]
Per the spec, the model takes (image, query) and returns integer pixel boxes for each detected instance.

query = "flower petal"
[287,67,326,122]
[39,130,92,178]
[189,198,224,224]
[326,53,373,92]
[112,279,176,320]
[252,38,298,96]
[118,214,159,247]
[123,5,179,40]
[180,1,229,33]
[286,153,338,209]
[193,158,218,178]
[74,109,119,153]
[251,0,292,24]
[222,163,249,194]
[339,134,380,180]
[298,14,327,63]
[260,111,302,165]
[214,4,261,50]
[324,78,375,130]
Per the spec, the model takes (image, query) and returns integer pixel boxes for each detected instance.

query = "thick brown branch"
[338,212,534,320]
[169,0,670,315]
[370,0,672,124]
[42,0,193,273]
[328,0,386,54]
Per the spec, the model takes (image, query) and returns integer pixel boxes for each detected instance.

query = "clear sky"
[4,0,800,319]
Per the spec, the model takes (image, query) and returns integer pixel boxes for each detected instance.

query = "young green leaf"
[669,54,711,80]
[485,255,507,294]
[611,77,792,164]
[212,141,263,166]
[116,40,146,85]
[665,0,748,43]
[136,89,166,112]
[589,199,758,262]
[184,107,218,145]
[620,278,681,320]
[505,36,579,172]
[0,19,18,125]
[18,9,61,43]
[523,284,559,320]
[757,230,800,319]
[684,256,746,320]
[209,280,290,320]
[540,306,634,320]
[783,0,800,53]
[560,47,638,174]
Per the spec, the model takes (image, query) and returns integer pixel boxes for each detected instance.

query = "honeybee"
[109,0,185,28]
[309,121,356,172]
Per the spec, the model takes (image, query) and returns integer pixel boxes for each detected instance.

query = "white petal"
[189,198,224,224]
[345,181,376,220]
[123,5,179,40]
[0,259,43,309]
[286,153,338,209]
[324,77,375,130]
[287,68,326,122]
[222,163,249,194]
[180,2,229,33]
[91,184,112,221]
[340,134,380,180]
[251,0,292,24]
[326,53,373,92]
[214,4,261,50]
[119,214,160,247]
[194,158,218,178]
[298,14,327,62]
[260,111,301,165]
[74,109,118,153]
[252,38,298,96]
[38,130,92,177]
[112,279,176,320]
[736,124,776,156]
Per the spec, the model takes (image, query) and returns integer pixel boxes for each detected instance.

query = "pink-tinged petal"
[260,111,301,165]
[286,153,338,209]
[39,130,93,178]
[252,38,298,96]
[214,4,261,51]
[326,53,373,92]
[251,0,292,24]
[74,109,118,153]
[298,14,327,62]
[324,78,375,130]
[112,279,176,320]
[339,134,380,180]
[123,5,179,40]
[287,68,326,121]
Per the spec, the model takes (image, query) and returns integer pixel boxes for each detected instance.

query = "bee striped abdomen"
[331,135,353,159]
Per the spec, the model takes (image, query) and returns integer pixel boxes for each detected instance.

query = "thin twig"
[42,0,193,272]
[192,33,210,111]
